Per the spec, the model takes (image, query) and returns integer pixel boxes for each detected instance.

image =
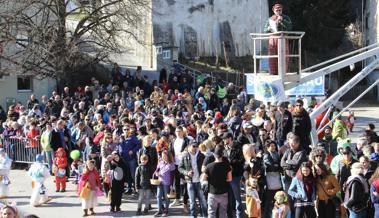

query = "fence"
[0,136,42,164]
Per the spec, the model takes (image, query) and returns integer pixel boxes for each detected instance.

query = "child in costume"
[53,148,68,192]
[71,157,84,184]
[346,110,356,133]
[27,154,51,207]
[0,148,12,198]
[0,203,19,218]
[78,160,103,217]
[245,176,261,218]
[272,191,290,218]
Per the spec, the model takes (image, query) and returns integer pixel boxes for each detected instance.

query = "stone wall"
[152,0,269,58]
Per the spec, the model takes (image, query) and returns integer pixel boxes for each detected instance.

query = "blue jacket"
[119,135,141,161]
[288,177,316,202]
[370,184,379,218]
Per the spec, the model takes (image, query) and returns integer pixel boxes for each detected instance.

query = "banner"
[285,76,325,96]
[246,74,325,96]
[253,76,287,102]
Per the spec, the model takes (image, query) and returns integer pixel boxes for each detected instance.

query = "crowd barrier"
[0,136,42,164]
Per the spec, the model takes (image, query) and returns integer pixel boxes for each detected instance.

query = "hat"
[221,132,233,139]
[215,112,223,119]
[189,140,199,147]
[111,151,120,156]
[273,3,283,10]
[243,122,253,129]
[36,154,44,163]
[206,110,214,116]
[341,146,352,154]
[214,145,224,158]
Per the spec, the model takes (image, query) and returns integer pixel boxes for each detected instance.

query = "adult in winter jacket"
[336,146,357,199]
[291,99,312,152]
[314,163,340,218]
[280,134,307,192]
[137,135,158,173]
[288,162,317,218]
[369,167,379,218]
[119,129,141,194]
[222,132,245,218]
[275,102,293,147]
[343,162,370,218]
[179,142,208,218]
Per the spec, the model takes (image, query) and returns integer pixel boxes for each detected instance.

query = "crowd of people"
[0,63,378,218]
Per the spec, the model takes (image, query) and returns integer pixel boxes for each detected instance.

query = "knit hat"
[36,154,44,163]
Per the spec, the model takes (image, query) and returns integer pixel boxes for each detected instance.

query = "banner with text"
[252,76,287,102]
[246,74,325,96]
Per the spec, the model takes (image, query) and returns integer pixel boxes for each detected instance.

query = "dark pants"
[295,205,316,218]
[173,165,181,199]
[317,199,336,218]
[110,180,123,209]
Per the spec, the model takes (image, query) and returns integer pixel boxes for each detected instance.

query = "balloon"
[70,150,81,160]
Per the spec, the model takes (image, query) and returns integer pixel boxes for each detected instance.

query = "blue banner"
[246,74,325,96]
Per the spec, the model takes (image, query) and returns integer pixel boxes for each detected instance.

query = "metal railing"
[250,31,305,82]
[0,136,42,164]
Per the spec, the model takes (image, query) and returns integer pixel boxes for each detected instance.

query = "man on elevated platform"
[264,3,293,75]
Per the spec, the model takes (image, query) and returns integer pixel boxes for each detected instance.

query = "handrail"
[250,31,305,38]
[301,43,379,73]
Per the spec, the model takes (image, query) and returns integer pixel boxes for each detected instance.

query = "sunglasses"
[315,155,322,157]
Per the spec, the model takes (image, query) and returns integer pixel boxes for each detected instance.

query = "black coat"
[344,175,369,212]
[225,143,244,178]
[137,146,158,172]
[51,128,71,152]
[280,148,307,178]
[292,109,312,148]
[275,110,293,141]
[135,165,152,189]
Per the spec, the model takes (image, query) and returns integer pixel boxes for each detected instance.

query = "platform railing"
[250,31,305,82]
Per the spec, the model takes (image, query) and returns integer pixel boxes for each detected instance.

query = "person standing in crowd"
[288,162,317,218]
[135,154,153,215]
[275,102,293,147]
[314,163,340,218]
[263,140,282,218]
[203,145,232,218]
[222,132,245,218]
[291,99,312,153]
[119,128,141,194]
[343,162,370,218]
[109,151,127,213]
[179,141,208,218]
[169,126,190,208]
[154,150,175,217]
[337,146,357,199]
[369,167,379,218]
[280,134,307,192]
[40,123,54,175]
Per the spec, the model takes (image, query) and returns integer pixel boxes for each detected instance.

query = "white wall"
[152,0,268,57]
[0,75,56,110]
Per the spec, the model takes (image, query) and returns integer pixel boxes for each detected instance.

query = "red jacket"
[27,128,39,148]
[54,148,68,169]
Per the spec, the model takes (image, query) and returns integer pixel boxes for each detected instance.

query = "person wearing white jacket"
[0,148,12,198]
[27,154,51,206]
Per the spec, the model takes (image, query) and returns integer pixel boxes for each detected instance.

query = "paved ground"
[6,103,379,218]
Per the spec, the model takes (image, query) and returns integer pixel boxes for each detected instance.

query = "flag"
[254,76,286,102]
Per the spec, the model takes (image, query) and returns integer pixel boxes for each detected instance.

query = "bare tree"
[0,0,150,85]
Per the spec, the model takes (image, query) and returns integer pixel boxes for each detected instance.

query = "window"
[162,50,171,59]
[17,76,32,92]
[156,46,162,54]
[16,32,31,48]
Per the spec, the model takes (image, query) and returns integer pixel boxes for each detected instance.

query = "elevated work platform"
[250,31,379,145]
